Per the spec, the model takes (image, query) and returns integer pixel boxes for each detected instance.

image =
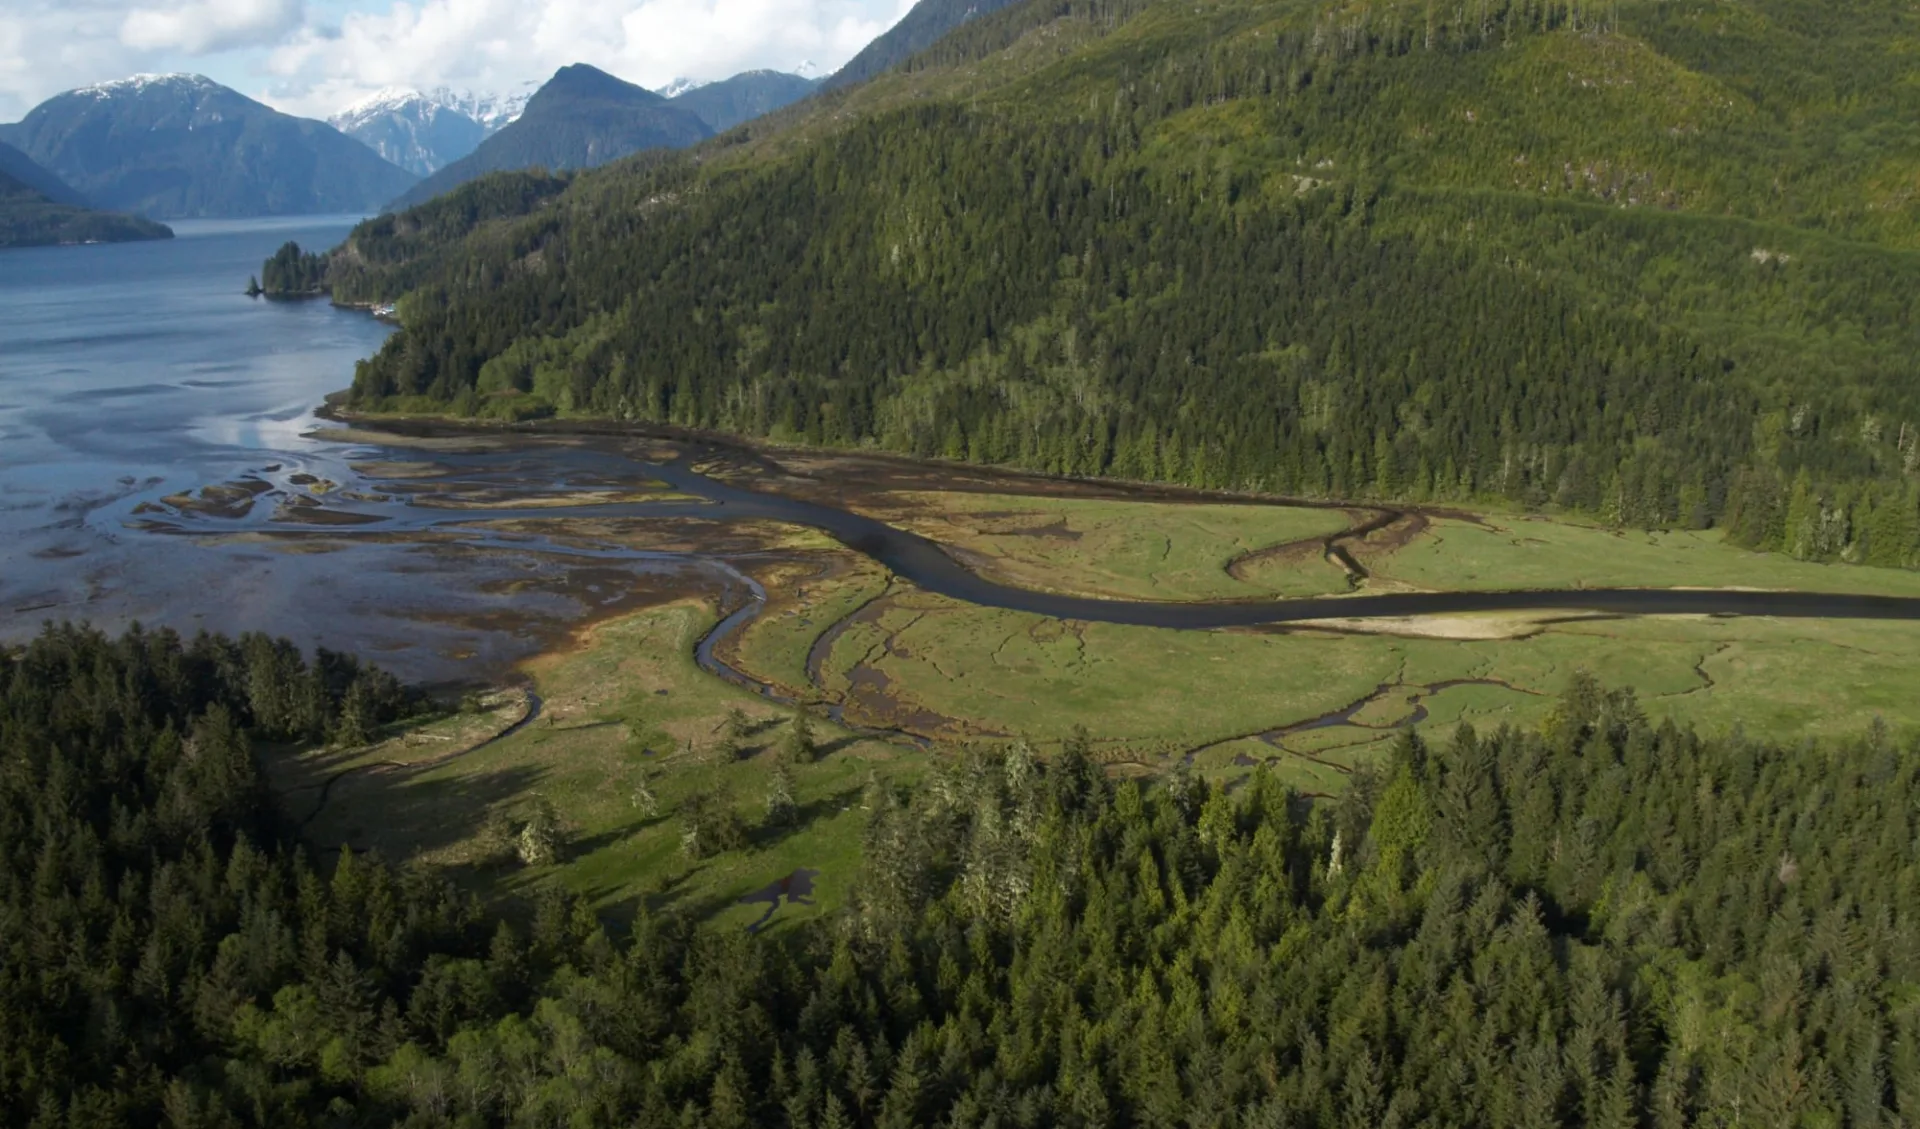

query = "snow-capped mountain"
[657,77,707,99]
[328,83,542,175]
[329,88,486,176]
[72,73,222,100]
[426,84,538,134]
[0,73,416,218]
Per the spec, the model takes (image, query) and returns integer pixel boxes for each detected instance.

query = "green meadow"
[273,490,1920,930]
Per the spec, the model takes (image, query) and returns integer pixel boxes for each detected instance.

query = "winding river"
[227,435,1920,734]
[115,430,1920,627]
[8,221,1920,690]
[640,456,1920,628]
[329,438,1920,629]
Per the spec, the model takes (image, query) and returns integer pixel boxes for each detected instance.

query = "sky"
[0,0,914,121]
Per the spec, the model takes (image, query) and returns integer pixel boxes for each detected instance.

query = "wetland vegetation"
[10,617,1920,1126]
[186,427,1920,939]
[16,0,1920,1116]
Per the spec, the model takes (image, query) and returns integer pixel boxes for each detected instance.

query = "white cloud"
[260,0,911,118]
[121,0,304,54]
[0,0,911,123]
[0,0,150,120]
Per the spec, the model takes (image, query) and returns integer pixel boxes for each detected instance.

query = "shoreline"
[315,401,1523,526]
[303,410,1920,621]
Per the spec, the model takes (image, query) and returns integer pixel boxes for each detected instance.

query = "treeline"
[284,0,1920,567]
[6,624,1920,1126]
[0,624,423,1125]
[334,103,1912,556]
[323,170,576,306]
[257,241,329,297]
[0,191,171,248]
[1724,468,1920,566]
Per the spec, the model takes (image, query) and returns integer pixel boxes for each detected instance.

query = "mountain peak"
[335,86,426,118]
[536,63,661,106]
[658,77,707,99]
[328,88,487,177]
[9,72,415,218]
[389,64,708,210]
[74,73,219,100]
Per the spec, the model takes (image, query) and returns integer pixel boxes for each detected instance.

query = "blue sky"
[0,0,909,121]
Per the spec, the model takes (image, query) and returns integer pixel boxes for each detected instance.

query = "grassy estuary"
[8,621,1920,1125]
[250,438,1920,928]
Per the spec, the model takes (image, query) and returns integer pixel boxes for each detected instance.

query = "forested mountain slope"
[309,0,1920,566]
[7,627,1920,1125]
[0,165,173,247]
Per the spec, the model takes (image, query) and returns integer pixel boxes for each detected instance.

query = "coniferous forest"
[6,622,1919,1127]
[209,6,1920,1119]
[276,0,1920,568]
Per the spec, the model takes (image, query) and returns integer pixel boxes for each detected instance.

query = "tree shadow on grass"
[748,784,863,851]
[550,719,623,735]
[565,811,673,858]
[291,757,551,864]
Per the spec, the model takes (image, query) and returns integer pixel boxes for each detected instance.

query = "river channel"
[8,221,1920,691]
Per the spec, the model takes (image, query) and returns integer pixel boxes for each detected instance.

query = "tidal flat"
[74,416,1918,925]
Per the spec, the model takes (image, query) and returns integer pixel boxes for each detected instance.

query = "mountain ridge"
[0,163,172,248]
[328,89,489,176]
[0,139,86,207]
[669,70,819,133]
[822,0,1024,89]
[2,72,416,219]
[387,64,711,210]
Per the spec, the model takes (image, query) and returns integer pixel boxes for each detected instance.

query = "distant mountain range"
[2,47,832,225]
[0,74,417,220]
[388,64,727,210]
[352,67,816,203]
[671,70,819,133]
[327,85,539,176]
[327,90,489,178]
[0,139,171,248]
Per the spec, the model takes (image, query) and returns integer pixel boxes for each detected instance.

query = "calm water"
[8,220,1917,687]
[0,218,712,680]
[0,218,390,494]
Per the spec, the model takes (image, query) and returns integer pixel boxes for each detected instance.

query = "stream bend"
[250,441,1920,630]
[631,459,1920,628]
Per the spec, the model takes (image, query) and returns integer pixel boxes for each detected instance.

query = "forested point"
[259,242,331,297]
[5,622,1917,1126]
[269,0,1920,570]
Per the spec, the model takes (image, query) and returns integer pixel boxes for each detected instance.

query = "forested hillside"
[296,0,1920,566]
[6,623,1919,1125]
[0,165,173,247]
